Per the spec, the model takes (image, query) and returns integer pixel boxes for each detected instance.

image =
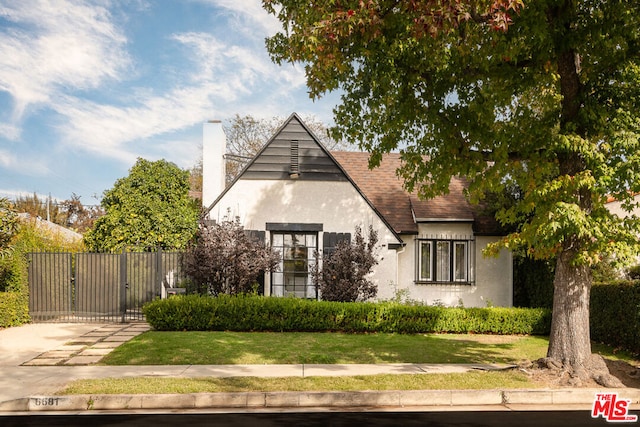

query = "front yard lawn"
[58,332,638,395]
[101,331,550,365]
[59,371,538,395]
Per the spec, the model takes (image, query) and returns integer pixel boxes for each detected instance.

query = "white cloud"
[173,31,302,92]
[0,149,16,168]
[54,27,309,162]
[0,1,317,169]
[0,147,50,176]
[53,85,218,164]
[196,0,282,35]
[0,0,131,119]
[0,122,21,140]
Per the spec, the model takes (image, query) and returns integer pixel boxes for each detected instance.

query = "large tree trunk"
[547,244,592,366]
[544,242,623,387]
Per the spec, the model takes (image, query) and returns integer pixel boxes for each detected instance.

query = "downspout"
[395,243,406,294]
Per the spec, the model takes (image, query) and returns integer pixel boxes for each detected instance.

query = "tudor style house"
[202,113,513,307]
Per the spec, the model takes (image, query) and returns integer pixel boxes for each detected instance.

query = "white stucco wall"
[209,179,400,297]
[391,223,513,307]
[606,195,640,267]
[209,180,513,307]
[606,195,640,219]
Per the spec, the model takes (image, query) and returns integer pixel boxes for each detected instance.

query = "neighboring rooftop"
[17,213,83,243]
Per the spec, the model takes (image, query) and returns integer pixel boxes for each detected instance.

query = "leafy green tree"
[264,0,640,386]
[189,157,203,195]
[12,193,103,232]
[0,198,19,259]
[84,158,199,252]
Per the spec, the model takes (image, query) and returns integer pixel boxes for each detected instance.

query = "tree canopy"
[84,158,199,252]
[264,0,640,385]
[0,198,18,258]
[12,193,103,233]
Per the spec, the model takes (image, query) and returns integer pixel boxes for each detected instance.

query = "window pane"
[420,241,431,281]
[271,232,318,298]
[272,272,283,285]
[306,234,316,247]
[454,242,467,281]
[437,241,450,282]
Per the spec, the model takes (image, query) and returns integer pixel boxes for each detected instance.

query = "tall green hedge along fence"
[0,291,30,328]
[143,294,552,335]
[591,281,640,356]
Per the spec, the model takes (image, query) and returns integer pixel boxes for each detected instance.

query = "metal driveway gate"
[28,250,183,322]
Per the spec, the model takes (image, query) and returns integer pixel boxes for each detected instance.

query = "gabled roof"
[241,113,347,181]
[331,152,502,236]
[205,113,502,237]
[330,152,417,234]
[204,113,402,242]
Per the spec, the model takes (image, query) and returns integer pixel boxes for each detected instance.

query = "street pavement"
[0,322,638,413]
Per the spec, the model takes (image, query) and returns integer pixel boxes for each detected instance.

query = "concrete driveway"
[0,323,103,367]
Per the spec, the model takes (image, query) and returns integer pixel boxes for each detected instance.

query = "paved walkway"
[1,322,639,413]
[20,323,150,366]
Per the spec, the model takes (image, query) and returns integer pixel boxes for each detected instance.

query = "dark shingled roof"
[331,152,416,234]
[330,152,502,236]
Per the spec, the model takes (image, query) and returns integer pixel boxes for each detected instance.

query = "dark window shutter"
[323,232,351,256]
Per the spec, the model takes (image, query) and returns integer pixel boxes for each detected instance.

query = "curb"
[2,389,639,412]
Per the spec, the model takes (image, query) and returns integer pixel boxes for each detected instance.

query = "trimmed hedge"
[143,294,552,335]
[591,281,640,355]
[0,291,30,328]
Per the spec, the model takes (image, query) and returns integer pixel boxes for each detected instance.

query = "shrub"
[591,281,640,355]
[182,217,280,295]
[0,252,27,293]
[0,291,30,327]
[0,210,85,327]
[0,197,19,258]
[627,265,640,280]
[314,225,378,302]
[143,294,552,335]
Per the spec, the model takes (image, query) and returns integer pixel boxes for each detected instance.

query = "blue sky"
[0,0,340,206]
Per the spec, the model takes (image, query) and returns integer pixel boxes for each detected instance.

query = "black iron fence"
[28,250,184,323]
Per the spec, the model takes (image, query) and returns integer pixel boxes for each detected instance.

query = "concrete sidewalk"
[1,323,639,413]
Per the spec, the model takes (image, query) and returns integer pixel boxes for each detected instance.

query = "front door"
[271,233,317,298]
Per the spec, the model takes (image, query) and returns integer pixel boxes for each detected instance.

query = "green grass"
[59,371,540,395]
[102,331,549,365]
[61,332,638,395]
